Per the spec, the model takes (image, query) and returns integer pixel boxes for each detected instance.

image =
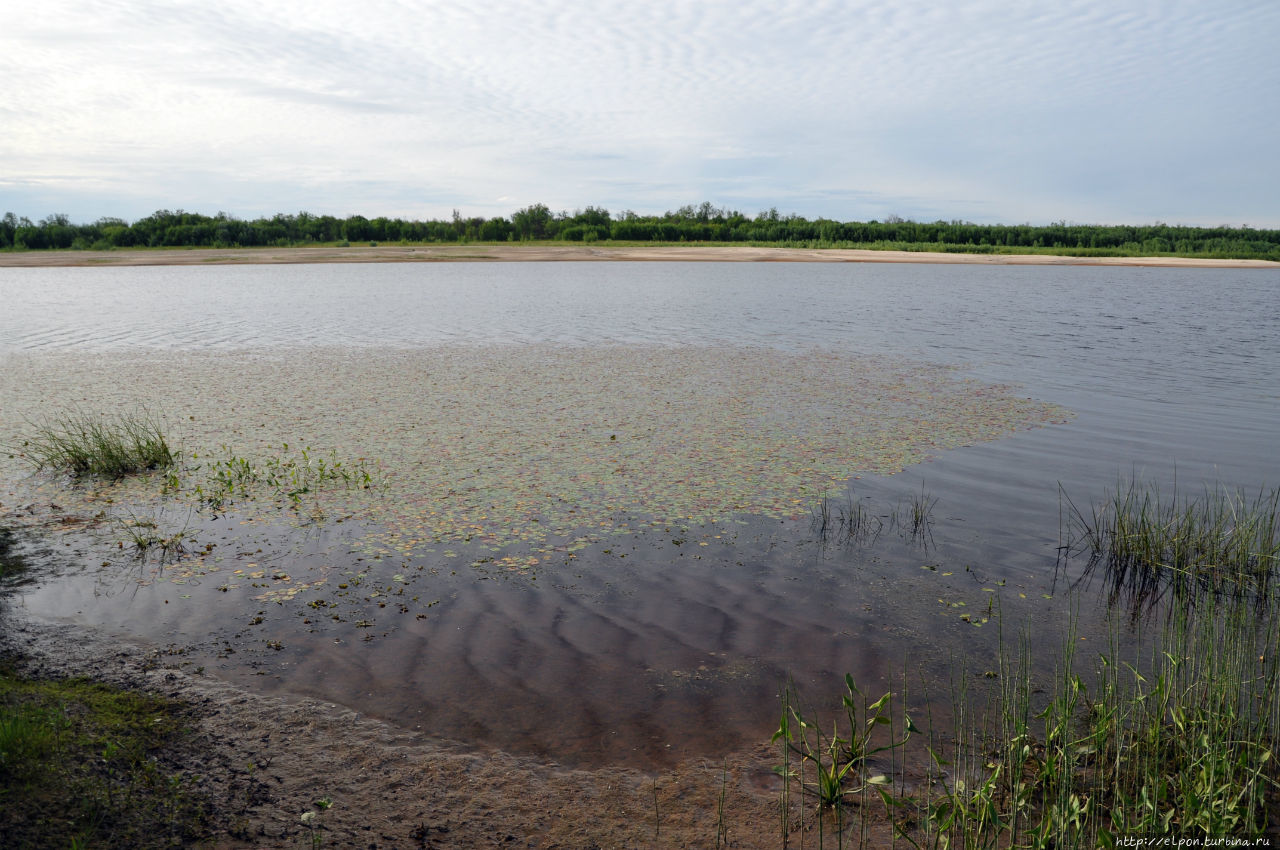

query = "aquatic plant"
[811,495,883,546]
[903,485,938,541]
[185,443,382,511]
[786,477,1280,845]
[1064,479,1280,603]
[11,410,173,479]
[916,590,1280,845]
[116,510,194,560]
[773,675,913,847]
[786,593,1280,845]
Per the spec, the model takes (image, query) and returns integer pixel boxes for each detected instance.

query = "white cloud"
[2,0,1277,225]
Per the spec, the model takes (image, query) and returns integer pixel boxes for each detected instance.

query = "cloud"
[2,0,1277,225]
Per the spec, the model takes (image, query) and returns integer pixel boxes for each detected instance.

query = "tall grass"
[1065,479,1280,604]
[12,410,173,479]
[916,593,1280,846]
[783,480,1280,846]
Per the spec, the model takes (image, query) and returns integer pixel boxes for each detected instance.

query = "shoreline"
[1,243,1277,268]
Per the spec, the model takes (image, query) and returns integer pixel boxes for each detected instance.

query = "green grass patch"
[0,663,210,848]
[11,410,174,479]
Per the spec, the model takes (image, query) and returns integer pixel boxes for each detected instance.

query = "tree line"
[3,205,1278,260]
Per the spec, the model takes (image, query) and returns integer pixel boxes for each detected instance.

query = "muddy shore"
[1,243,1277,268]
[1,593,800,848]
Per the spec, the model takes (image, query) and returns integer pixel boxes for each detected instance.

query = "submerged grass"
[10,410,174,479]
[0,527,25,580]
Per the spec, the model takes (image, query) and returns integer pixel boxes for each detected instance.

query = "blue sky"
[2,0,1278,227]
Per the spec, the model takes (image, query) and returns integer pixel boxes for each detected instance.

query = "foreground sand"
[1,243,1277,268]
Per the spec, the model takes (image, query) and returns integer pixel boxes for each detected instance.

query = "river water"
[1,260,1277,768]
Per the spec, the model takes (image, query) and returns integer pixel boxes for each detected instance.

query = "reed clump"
[12,410,174,479]
[920,593,1280,846]
[785,479,1280,846]
[810,485,937,548]
[811,496,883,545]
[1066,479,1280,601]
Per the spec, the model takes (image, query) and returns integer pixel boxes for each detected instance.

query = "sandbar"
[0,243,1276,268]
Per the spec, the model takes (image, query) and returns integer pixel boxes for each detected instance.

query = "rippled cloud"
[2,0,1277,226]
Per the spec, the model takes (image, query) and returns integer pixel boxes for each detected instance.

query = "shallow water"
[1,261,1277,768]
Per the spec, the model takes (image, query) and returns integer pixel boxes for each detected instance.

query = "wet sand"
[1,243,1277,268]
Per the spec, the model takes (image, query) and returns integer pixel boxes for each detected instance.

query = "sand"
[1,243,1277,268]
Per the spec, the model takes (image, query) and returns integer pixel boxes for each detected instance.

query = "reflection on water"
[1,261,1278,768]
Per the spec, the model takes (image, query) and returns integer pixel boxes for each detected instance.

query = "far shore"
[1,244,1278,269]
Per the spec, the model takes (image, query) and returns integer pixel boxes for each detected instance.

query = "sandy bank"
[1,243,1277,268]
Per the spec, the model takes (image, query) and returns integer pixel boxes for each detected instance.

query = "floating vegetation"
[8,410,173,479]
[0,346,1068,577]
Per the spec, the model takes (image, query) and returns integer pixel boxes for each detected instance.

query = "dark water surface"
[2,261,1277,768]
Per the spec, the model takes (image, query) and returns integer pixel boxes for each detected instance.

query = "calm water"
[2,261,1278,767]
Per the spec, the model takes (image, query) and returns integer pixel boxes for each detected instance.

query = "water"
[1,260,1277,767]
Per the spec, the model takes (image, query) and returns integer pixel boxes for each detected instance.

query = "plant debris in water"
[1,345,1068,585]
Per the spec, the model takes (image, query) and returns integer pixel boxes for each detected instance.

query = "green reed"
[915,592,1280,846]
[11,410,174,479]
[785,481,1280,847]
[1064,479,1280,603]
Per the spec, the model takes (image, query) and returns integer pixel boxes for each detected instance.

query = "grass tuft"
[1065,478,1280,604]
[12,410,174,479]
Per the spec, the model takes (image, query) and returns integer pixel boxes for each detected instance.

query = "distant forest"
[3,204,1278,260]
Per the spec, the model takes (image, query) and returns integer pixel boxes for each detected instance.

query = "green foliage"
[4,206,1278,260]
[773,676,913,845]
[178,443,383,512]
[11,410,174,479]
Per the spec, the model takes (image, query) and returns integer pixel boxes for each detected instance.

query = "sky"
[2,0,1278,228]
